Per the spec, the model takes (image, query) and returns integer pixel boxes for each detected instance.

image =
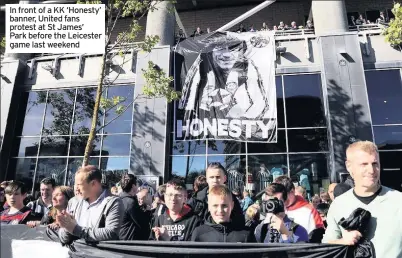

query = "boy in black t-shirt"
[150,179,200,241]
[1,181,40,225]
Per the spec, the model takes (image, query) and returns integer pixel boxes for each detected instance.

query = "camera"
[263,197,285,215]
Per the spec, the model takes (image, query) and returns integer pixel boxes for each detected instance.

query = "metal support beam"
[217,0,276,32]
[52,56,61,77]
[28,59,37,79]
[175,8,188,38]
[305,37,311,59]
[78,54,86,77]
[363,33,371,56]
[131,49,138,73]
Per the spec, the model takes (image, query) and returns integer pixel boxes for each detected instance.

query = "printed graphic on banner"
[5,4,105,54]
[174,31,277,142]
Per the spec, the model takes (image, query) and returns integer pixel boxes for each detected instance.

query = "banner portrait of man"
[175,31,277,142]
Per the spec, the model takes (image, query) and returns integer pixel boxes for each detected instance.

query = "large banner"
[1,225,352,258]
[174,31,277,142]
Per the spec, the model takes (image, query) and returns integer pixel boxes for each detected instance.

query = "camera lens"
[265,200,275,213]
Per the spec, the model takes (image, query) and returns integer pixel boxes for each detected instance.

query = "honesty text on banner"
[5,4,105,54]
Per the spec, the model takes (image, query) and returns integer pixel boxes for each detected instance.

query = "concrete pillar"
[318,34,374,182]
[130,46,171,179]
[0,59,26,180]
[4,0,39,61]
[145,1,175,46]
[311,0,348,35]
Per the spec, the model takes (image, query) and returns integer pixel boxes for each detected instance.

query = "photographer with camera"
[254,183,309,243]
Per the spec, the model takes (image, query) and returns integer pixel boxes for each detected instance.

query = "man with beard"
[150,179,200,241]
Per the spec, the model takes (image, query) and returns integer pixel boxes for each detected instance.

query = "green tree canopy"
[383,3,402,49]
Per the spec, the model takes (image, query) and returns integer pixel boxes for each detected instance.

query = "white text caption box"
[5,4,105,54]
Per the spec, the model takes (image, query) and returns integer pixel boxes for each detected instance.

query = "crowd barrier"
[1,225,352,258]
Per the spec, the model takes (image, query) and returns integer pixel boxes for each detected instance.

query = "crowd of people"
[349,11,392,26]
[0,141,401,257]
[175,9,392,44]
[175,21,314,43]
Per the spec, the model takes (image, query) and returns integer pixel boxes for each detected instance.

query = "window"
[379,152,402,191]
[170,74,330,197]
[365,10,381,23]
[366,69,402,191]
[283,74,326,128]
[365,70,402,125]
[9,85,134,192]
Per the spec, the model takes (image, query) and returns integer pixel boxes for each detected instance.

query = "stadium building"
[1,0,401,197]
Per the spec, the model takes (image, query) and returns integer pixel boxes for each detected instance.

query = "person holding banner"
[56,165,124,244]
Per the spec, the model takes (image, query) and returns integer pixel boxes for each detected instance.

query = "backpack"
[191,198,208,220]
[259,220,299,243]
[28,200,39,214]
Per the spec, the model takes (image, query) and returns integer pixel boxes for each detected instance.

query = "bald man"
[328,183,337,201]
[323,141,402,258]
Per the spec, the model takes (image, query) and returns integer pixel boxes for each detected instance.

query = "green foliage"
[0,37,5,55]
[78,0,180,165]
[100,95,127,117]
[383,3,402,47]
[116,20,142,45]
[139,35,160,53]
[142,61,180,102]
[100,95,126,109]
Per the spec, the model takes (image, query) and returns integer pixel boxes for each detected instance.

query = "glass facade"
[8,85,134,194]
[170,74,330,197]
[366,69,402,191]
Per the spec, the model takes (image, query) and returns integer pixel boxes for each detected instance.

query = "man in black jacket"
[191,185,256,242]
[151,179,201,241]
[119,174,151,240]
[187,162,245,226]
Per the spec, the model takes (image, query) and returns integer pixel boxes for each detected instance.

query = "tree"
[0,37,5,55]
[79,0,180,166]
[383,3,402,50]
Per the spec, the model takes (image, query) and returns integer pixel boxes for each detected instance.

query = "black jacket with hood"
[119,192,151,240]
[150,204,201,241]
[187,186,245,227]
[191,216,256,243]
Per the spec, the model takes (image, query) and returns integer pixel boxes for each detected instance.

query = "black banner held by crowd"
[1,225,352,258]
[174,31,277,142]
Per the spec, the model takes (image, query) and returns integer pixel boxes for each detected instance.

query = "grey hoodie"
[58,190,123,244]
